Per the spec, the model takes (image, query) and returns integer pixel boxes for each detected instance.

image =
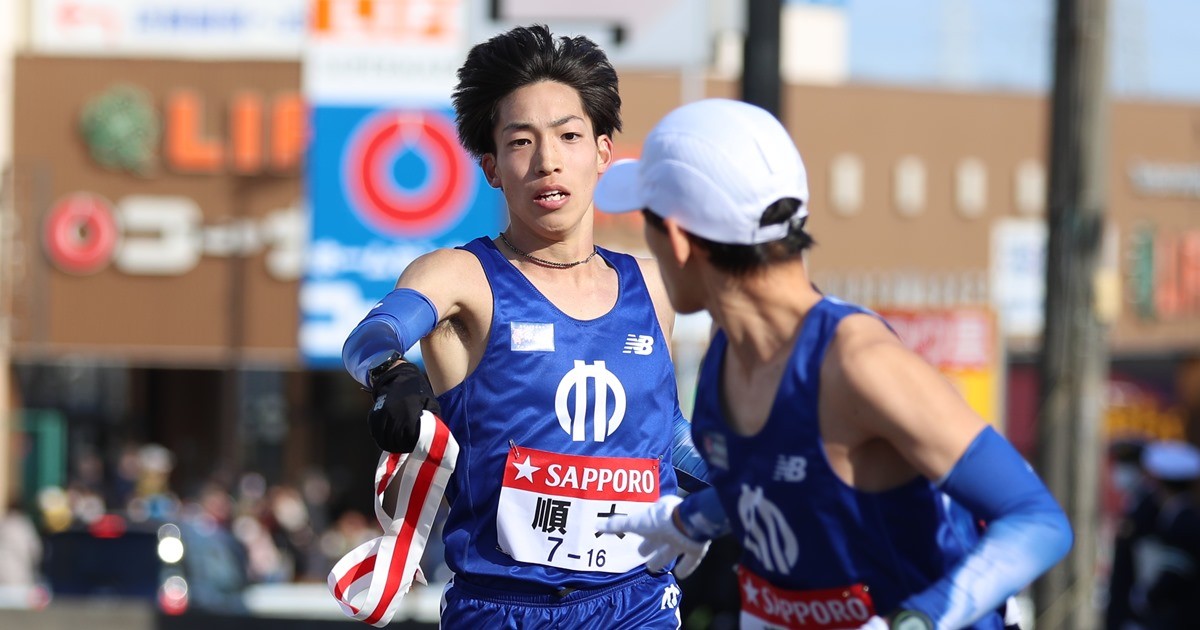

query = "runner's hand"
[599,495,711,579]
[368,361,441,453]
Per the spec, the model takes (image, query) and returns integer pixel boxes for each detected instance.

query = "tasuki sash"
[328,411,458,627]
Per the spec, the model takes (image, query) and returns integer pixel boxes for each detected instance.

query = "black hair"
[642,197,815,275]
[451,24,622,160]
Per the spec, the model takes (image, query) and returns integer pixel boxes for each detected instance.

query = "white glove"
[857,616,889,629]
[598,495,711,579]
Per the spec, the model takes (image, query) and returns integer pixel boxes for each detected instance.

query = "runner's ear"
[596,134,614,173]
[663,219,694,269]
[482,153,501,189]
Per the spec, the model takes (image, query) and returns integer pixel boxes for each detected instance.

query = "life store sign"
[13,56,305,361]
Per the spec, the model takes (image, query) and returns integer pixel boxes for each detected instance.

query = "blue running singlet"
[690,297,1004,630]
[437,237,682,594]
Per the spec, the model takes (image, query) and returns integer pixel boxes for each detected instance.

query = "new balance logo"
[622,334,654,355]
[773,455,807,482]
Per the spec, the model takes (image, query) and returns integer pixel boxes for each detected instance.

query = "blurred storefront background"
[0,0,1197,627]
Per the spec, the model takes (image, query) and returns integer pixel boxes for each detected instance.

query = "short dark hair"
[642,197,815,275]
[451,24,622,161]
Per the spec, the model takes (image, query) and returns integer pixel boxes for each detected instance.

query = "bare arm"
[393,248,479,323]
[344,247,489,453]
[823,313,986,481]
[826,313,1070,628]
[394,248,491,394]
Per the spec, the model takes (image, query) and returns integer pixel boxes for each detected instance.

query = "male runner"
[595,99,1073,629]
[340,25,704,628]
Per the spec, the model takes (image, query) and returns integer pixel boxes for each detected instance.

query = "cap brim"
[594,159,644,214]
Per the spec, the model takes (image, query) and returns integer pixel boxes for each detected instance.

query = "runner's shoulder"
[397,246,489,309]
[400,247,483,284]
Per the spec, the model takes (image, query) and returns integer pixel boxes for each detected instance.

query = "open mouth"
[536,191,568,202]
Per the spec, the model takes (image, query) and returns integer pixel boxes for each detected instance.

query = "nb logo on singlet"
[622,334,654,355]
[773,455,807,482]
[555,360,627,442]
[739,484,799,574]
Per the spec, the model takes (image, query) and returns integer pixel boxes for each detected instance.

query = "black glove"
[367,361,442,453]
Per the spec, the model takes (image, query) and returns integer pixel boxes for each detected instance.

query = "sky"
[805,0,1200,102]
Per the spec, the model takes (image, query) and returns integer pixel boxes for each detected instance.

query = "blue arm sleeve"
[671,408,711,493]
[899,427,1073,628]
[341,288,439,387]
[676,487,732,541]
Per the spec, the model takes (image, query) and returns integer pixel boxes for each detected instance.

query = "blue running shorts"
[440,571,682,629]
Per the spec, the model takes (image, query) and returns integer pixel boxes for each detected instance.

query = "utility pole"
[741,0,783,117]
[1034,0,1110,628]
[0,166,11,516]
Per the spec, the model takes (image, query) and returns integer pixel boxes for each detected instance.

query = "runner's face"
[483,81,613,238]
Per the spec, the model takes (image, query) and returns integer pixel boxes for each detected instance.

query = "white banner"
[32,0,307,59]
[479,0,708,70]
[990,218,1047,339]
[303,0,466,104]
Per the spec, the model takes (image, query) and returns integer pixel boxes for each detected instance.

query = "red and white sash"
[327,412,459,627]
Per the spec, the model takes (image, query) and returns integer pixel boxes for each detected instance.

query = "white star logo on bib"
[512,455,540,482]
[742,578,760,605]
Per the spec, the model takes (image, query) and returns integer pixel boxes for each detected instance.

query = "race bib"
[496,445,659,573]
[737,566,876,629]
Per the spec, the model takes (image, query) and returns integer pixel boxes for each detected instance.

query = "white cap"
[595,99,809,245]
[1142,441,1200,482]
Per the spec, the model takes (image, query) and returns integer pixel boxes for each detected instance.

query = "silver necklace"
[498,232,598,269]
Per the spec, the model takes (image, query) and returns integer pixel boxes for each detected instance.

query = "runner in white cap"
[595,98,1073,630]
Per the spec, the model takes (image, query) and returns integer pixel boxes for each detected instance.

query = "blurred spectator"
[0,501,42,587]
[36,487,72,533]
[1105,440,1155,630]
[229,472,293,584]
[1128,441,1200,630]
[136,445,175,499]
[237,472,268,515]
[127,443,180,523]
[318,509,374,574]
[299,470,334,581]
[268,485,316,581]
[113,445,142,508]
[1177,354,1200,453]
[232,512,289,584]
[179,482,249,614]
[28,434,367,599]
[73,450,105,495]
[300,470,332,532]
[67,483,106,525]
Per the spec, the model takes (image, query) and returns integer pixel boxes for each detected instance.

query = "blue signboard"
[300,105,504,367]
